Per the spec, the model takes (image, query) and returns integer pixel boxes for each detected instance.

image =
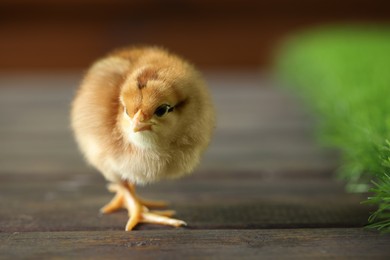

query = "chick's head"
[119,64,203,150]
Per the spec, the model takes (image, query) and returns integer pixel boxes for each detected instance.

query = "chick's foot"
[100,182,186,231]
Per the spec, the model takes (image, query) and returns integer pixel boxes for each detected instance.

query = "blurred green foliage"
[277,26,390,231]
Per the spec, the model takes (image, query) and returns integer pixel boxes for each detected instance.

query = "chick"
[71,46,215,231]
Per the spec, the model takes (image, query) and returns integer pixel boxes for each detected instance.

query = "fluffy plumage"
[71,46,215,230]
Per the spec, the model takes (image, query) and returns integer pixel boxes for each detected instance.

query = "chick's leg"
[99,185,166,214]
[100,192,124,214]
[100,182,186,231]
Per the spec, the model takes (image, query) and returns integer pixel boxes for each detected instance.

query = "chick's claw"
[141,212,187,227]
[101,183,186,231]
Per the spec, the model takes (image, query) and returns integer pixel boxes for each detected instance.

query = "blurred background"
[1,0,389,72]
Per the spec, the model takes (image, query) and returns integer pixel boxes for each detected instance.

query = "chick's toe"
[101,182,186,231]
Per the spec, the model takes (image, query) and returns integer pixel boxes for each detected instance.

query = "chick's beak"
[132,110,153,132]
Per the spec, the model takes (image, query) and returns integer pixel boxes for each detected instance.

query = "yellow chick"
[71,46,215,231]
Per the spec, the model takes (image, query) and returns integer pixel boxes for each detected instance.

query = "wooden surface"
[2,229,390,259]
[1,72,390,258]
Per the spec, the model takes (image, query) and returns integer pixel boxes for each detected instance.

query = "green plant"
[277,26,390,231]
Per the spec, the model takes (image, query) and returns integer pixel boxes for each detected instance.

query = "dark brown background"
[1,0,389,71]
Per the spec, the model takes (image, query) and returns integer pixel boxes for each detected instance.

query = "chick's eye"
[154,104,173,117]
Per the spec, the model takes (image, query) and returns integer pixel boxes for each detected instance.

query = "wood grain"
[0,171,370,232]
[1,229,390,259]
[0,73,389,258]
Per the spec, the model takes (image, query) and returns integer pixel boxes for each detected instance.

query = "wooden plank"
[0,171,370,232]
[1,229,390,258]
[0,73,384,258]
[0,73,366,233]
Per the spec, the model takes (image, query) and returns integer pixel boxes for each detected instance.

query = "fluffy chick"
[71,46,215,231]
